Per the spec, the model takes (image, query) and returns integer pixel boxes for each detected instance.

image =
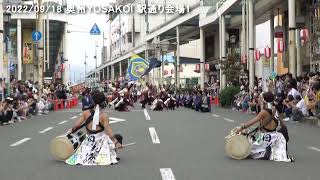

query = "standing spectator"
[82,90,94,111]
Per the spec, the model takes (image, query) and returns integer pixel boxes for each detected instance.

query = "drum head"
[225,134,251,160]
[50,136,74,161]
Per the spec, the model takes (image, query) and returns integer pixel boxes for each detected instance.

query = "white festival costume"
[250,131,292,162]
[65,107,118,165]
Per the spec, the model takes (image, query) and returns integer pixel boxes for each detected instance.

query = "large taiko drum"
[225,128,252,160]
[50,131,86,161]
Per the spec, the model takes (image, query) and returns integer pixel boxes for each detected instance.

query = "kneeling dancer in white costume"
[235,92,294,162]
[65,90,123,166]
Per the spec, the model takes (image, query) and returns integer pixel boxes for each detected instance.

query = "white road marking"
[307,146,320,152]
[10,138,31,147]
[58,120,68,125]
[39,127,54,134]
[149,127,160,144]
[160,168,176,180]
[70,116,78,119]
[131,109,144,112]
[109,117,126,124]
[144,109,151,120]
[212,114,220,117]
[223,118,235,123]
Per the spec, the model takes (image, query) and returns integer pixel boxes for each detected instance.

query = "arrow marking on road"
[223,118,235,123]
[58,120,68,125]
[149,127,160,144]
[307,146,320,152]
[144,109,151,120]
[160,168,176,180]
[212,114,220,117]
[70,116,78,119]
[10,138,31,147]
[109,117,126,124]
[39,127,54,134]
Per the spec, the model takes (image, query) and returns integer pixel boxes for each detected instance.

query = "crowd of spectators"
[233,72,320,122]
[0,78,70,126]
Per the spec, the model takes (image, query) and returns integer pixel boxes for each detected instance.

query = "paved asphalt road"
[0,105,319,180]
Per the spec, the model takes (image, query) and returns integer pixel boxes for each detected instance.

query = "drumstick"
[112,142,136,150]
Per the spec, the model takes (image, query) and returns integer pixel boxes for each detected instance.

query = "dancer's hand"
[115,142,123,149]
[234,127,243,134]
[66,128,72,134]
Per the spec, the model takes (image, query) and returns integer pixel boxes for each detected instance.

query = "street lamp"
[160,40,170,86]
[3,12,11,96]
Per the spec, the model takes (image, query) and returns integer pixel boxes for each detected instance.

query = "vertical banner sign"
[3,54,8,70]
[22,29,33,64]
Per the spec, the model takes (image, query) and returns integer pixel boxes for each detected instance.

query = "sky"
[66,0,113,83]
[65,0,270,83]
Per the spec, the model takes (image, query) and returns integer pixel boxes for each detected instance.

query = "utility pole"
[288,0,296,77]
[248,0,255,92]
[94,41,98,87]
[37,0,44,89]
[0,1,4,101]
[84,52,88,85]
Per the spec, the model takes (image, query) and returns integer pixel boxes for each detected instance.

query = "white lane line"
[39,127,54,134]
[10,138,31,147]
[223,118,235,123]
[212,114,220,117]
[109,117,126,124]
[307,146,320,152]
[58,120,68,125]
[149,127,160,144]
[160,168,176,180]
[144,109,151,120]
[131,109,144,112]
[70,116,78,119]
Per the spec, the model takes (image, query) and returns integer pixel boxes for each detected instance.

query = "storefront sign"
[22,29,33,64]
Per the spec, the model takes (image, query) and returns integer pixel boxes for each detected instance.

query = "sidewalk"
[212,105,320,128]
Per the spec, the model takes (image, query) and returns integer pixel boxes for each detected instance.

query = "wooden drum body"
[50,131,86,161]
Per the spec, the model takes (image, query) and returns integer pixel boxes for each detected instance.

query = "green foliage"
[220,51,244,82]
[219,86,240,107]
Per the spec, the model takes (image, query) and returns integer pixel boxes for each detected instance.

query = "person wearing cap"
[235,92,294,162]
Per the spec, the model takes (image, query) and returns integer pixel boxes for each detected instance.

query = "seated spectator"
[164,94,176,110]
[273,92,285,118]
[184,92,193,108]
[27,97,37,116]
[37,95,49,115]
[283,95,295,121]
[194,91,202,111]
[0,98,14,125]
[291,95,309,122]
[200,91,211,113]
[243,93,251,112]
[249,92,260,114]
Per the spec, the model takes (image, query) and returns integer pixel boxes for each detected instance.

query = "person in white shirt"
[291,95,308,122]
[287,80,301,99]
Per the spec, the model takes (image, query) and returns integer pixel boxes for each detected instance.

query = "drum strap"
[71,109,104,134]
[247,110,274,137]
